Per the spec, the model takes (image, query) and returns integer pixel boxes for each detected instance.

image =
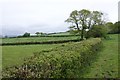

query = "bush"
[23,32,30,37]
[85,25,107,39]
[2,38,102,78]
[108,21,120,34]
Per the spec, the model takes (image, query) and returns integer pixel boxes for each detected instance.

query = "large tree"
[65,10,81,37]
[78,9,91,40]
[65,9,91,40]
[65,9,106,40]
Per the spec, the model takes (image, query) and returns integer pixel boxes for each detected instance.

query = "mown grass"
[2,44,62,69]
[83,34,118,78]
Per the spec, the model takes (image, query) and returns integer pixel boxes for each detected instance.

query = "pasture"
[2,35,79,68]
[2,44,62,68]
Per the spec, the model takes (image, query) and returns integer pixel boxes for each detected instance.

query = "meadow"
[2,44,62,68]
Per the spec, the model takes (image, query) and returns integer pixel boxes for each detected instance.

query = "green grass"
[2,44,61,69]
[83,34,118,78]
[2,34,119,78]
[2,36,78,44]
[2,38,102,78]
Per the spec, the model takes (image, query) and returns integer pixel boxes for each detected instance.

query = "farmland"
[1,34,119,78]
[2,38,103,78]
[2,44,62,68]
[2,32,79,68]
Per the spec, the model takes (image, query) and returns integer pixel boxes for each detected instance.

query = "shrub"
[85,25,107,39]
[2,38,102,78]
[109,21,120,34]
[23,32,30,37]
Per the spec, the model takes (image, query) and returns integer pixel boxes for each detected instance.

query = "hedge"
[16,34,80,38]
[1,39,80,46]
[2,38,102,78]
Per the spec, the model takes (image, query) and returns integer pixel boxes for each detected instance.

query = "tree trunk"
[81,28,84,40]
[81,20,85,40]
[75,22,81,40]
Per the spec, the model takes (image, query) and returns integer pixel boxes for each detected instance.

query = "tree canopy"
[65,9,106,40]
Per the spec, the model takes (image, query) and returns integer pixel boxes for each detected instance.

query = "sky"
[0,0,119,36]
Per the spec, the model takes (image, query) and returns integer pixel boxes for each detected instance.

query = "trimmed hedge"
[20,34,80,38]
[14,34,80,38]
[2,38,102,78]
[1,39,80,46]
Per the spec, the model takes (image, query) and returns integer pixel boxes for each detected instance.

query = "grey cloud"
[0,0,119,36]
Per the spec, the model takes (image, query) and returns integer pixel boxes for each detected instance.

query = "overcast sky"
[0,0,119,36]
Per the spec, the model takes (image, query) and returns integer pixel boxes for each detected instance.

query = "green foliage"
[108,21,120,34]
[83,34,118,78]
[105,21,120,34]
[105,22,114,33]
[35,32,40,36]
[65,9,106,40]
[23,32,30,37]
[2,38,102,78]
[85,25,108,39]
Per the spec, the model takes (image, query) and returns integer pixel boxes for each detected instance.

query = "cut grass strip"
[83,34,118,78]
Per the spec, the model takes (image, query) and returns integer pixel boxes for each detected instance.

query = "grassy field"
[2,34,119,78]
[2,44,62,68]
[2,36,78,44]
[83,34,118,78]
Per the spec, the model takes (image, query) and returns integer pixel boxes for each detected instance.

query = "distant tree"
[5,35,8,38]
[104,22,114,33]
[40,32,43,35]
[23,32,30,37]
[111,21,120,34]
[35,32,47,36]
[106,21,120,34]
[35,32,40,36]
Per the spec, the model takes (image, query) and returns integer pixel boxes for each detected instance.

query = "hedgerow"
[1,39,80,46]
[15,34,80,38]
[2,38,102,78]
